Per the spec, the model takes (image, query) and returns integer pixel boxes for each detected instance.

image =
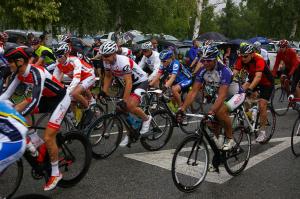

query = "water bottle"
[26,137,39,157]
[127,114,142,130]
[251,106,258,123]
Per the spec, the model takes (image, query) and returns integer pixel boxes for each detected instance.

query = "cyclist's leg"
[173,79,193,106]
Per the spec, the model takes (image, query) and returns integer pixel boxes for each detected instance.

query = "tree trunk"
[192,0,203,39]
[290,18,298,39]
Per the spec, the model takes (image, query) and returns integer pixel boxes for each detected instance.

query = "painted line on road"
[124,136,300,184]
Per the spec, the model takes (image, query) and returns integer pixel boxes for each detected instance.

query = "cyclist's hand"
[176,109,185,124]
[206,111,215,122]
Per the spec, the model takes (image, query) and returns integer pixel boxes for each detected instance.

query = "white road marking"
[124,136,300,184]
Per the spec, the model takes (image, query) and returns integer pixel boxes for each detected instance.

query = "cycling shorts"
[175,79,192,90]
[225,93,246,112]
[254,85,274,101]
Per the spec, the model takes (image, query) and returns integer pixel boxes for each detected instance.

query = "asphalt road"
[6,102,300,199]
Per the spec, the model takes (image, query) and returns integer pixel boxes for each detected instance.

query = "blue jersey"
[159,59,192,84]
[195,61,244,96]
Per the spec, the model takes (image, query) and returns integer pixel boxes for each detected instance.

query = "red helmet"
[0,32,8,42]
[4,46,32,61]
[278,39,289,48]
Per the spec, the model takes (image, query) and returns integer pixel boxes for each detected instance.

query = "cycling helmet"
[4,46,31,61]
[141,41,153,50]
[278,39,289,48]
[201,45,219,60]
[253,41,261,51]
[94,36,101,42]
[54,42,70,57]
[99,41,117,55]
[159,50,173,61]
[61,35,71,43]
[31,37,40,46]
[239,43,254,55]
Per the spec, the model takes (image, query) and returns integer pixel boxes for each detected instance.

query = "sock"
[51,161,60,176]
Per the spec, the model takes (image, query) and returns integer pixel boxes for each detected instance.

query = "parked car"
[4,29,45,46]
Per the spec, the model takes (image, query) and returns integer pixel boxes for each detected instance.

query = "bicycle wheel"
[224,126,251,176]
[171,134,209,193]
[140,109,174,151]
[258,105,277,144]
[87,113,123,159]
[291,117,300,157]
[271,87,289,116]
[57,131,92,188]
[0,160,23,199]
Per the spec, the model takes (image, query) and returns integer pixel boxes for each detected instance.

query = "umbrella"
[248,37,270,44]
[197,32,228,42]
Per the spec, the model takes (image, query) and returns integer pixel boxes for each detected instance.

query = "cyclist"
[253,41,269,66]
[0,32,11,92]
[52,42,96,116]
[29,38,56,69]
[0,100,27,173]
[233,43,274,143]
[177,45,245,150]
[138,41,161,84]
[0,46,71,191]
[99,41,152,147]
[272,39,300,98]
[150,50,192,109]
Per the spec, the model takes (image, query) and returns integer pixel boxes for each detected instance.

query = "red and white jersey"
[104,54,148,85]
[0,64,65,116]
[53,56,95,92]
[120,47,132,57]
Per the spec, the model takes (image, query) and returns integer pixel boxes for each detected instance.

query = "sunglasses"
[202,59,214,63]
[102,54,113,58]
[56,54,65,59]
[241,54,250,58]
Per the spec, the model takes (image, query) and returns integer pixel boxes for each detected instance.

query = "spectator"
[151,37,158,52]
[187,39,200,65]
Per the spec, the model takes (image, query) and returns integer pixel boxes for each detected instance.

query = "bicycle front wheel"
[57,131,92,188]
[271,87,289,116]
[224,126,251,176]
[87,113,123,159]
[0,160,23,199]
[171,134,209,193]
[291,117,300,157]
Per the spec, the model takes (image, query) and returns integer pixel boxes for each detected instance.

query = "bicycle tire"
[171,134,209,193]
[140,109,174,151]
[87,113,123,159]
[291,117,300,157]
[0,160,23,199]
[57,131,92,188]
[271,87,289,116]
[224,126,251,176]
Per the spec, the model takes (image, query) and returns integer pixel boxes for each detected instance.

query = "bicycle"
[232,98,276,144]
[289,97,300,157]
[87,94,174,159]
[171,113,251,193]
[0,125,92,199]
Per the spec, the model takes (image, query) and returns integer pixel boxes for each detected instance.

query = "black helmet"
[4,46,32,62]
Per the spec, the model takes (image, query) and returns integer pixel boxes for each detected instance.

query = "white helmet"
[141,41,153,50]
[99,41,117,55]
[54,42,70,57]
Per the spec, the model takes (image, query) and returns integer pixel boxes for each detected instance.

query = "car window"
[100,34,108,39]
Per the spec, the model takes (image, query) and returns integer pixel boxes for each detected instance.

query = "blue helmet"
[159,50,173,61]
[201,45,219,60]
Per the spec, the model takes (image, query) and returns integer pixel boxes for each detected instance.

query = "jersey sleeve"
[233,57,242,71]
[148,56,161,81]
[0,74,20,100]
[52,64,62,80]
[138,56,146,69]
[171,62,180,75]
[67,59,82,93]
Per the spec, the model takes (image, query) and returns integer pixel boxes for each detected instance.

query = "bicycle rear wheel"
[171,134,209,193]
[57,131,92,188]
[140,109,174,151]
[87,113,123,159]
[291,117,300,157]
[271,87,289,116]
[0,160,23,199]
[224,126,251,176]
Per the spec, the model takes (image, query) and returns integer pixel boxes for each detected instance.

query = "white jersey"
[104,54,148,85]
[138,51,161,81]
[260,48,269,63]
[120,47,132,57]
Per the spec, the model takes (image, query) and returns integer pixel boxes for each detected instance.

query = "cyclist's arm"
[122,73,133,100]
[138,56,146,69]
[189,57,198,69]
[53,65,63,81]
[67,60,82,93]
[193,61,203,75]
[149,72,162,86]
[249,71,262,90]
[148,57,160,81]
[180,81,203,112]
[288,52,300,77]
[272,53,282,76]
[102,70,113,94]
[22,68,45,116]
[165,74,176,88]
[0,75,20,100]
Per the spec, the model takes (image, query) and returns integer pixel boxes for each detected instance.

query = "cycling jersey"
[53,56,95,93]
[0,101,27,172]
[234,53,274,87]
[0,64,66,116]
[159,59,192,84]
[272,48,300,77]
[33,45,56,65]
[104,54,148,85]
[120,47,132,57]
[196,61,244,97]
[138,51,160,81]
